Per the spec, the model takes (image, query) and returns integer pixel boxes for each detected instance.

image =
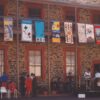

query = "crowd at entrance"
[80,66,100,92]
[0,71,76,98]
[2,66,100,99]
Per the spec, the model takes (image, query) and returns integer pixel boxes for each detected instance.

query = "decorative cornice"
[19,0,100,9]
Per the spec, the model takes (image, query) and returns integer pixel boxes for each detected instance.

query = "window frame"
[64,47,77,79]
[0,45,8,75]
[27,3,43,19]
[29,50,42,77]
[25,45,46,80]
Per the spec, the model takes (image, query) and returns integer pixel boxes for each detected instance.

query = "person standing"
[25,74,32,97]
[84,68,91,90]
[31,73,37,97]
[1,72,8,83]
[19,72,26,97]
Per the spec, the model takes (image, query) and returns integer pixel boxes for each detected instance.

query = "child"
[25,74,32,97]
[8,81,17,98]
[0,82,7,99]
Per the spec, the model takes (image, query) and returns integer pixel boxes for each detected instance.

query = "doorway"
[94,64,100,75]
[94,64,100,90]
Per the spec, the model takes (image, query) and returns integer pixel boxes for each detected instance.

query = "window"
[0,50,4,75]
[94,15,100,24]
[29,8,42,19]
[65,15,75,22]
[26,46,46,80]
[66,51,76,76]
[29,50,41,76]
[0,5,4,16]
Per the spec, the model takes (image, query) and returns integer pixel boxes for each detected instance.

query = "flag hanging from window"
[4,17,13,41]
[21,19,33,42]
[51,20,60,43]
[35,20,45,42]
[86,24,95,43]
[77,23,87,43]
[94,25,100,44]
[64,22,73,44]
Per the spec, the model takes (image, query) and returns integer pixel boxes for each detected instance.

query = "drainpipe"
[47,3,51,95]
[16,0,20,90]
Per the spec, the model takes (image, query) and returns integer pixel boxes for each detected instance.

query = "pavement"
[1,94,100,100]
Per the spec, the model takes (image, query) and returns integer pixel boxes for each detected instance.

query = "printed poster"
[77,23,87,43]
[86,24,95,43]
[51,20,60,43]
[4,17,13,41]
[21,20,33,42]
[94,25,100,44]
[35,20,45,42]
[64,22,73,44]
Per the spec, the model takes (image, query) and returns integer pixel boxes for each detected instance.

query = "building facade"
[0,0,100,94]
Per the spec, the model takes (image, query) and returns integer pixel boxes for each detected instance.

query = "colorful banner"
[77,23,87,43]
[94,25,100,44]
[86,24,95,43]
[64,22,73,44]
[4,17,13,41]
[21,20,33,42]
[35,20,45,42]
[51,21,60,43]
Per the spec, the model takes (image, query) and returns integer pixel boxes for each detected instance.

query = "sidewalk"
[1,94,100,100]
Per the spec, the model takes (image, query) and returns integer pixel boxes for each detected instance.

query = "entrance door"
[94,64,100,90]
[94,64,100,75]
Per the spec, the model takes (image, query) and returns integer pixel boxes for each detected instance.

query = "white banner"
[86,24,95,43]
[64,22,73,44]
[77,23,87,43]
[21,20,33,42]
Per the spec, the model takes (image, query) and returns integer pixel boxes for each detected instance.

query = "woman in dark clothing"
[31,73,37,97]
[19,73,26,97]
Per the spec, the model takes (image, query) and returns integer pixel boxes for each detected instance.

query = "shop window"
[29,8,42,19]
[66,51,76,76]
[0,50,4,75]
[29,50,41,76]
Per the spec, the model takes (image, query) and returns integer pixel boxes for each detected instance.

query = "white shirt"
[84,71,91,79]
[95,72,100,78]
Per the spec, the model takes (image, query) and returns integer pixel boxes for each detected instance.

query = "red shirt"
[8,82,16,93]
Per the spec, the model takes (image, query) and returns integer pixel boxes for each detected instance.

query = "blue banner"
[35,20,45,42]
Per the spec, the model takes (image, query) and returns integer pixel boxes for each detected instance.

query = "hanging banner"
[4,17,13,41]
[86,24,95,43]
[51,20,60,43]
[94,25,100,44]
[21,20,33,42]
[77,23,87,43]
[35,20,45,42]
[64,22,73,44]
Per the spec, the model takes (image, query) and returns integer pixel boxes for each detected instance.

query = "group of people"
[20,73,37,97]
[0,72,17,98]
[83,67,100,91]
[0,72,37,98]
[51,72,75,94]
